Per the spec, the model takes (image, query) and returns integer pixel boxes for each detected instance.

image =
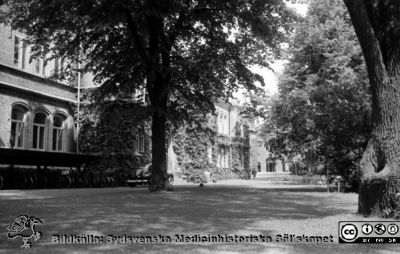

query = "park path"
[0,180,397,253]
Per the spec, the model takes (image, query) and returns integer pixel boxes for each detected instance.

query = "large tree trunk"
[344,0,400,217]
[144,0,173,191]
[148,72,172,191]
[150,107,170,191]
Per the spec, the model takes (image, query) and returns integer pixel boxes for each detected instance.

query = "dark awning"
[0,148,100,167]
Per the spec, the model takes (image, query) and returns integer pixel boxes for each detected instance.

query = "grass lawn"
[0,180,398,253]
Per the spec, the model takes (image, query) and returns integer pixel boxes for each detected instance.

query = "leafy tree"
[78,90,152,184]
[261,0,371,191]
[343,0,400,217]
[1,0,294,190]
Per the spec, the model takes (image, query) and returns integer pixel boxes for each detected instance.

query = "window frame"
[13,35,20,67]
[10,106,28,149]
[135,127,145,152]
[32,112,48,151]
[13,35,46,75]
[52,114,67,152]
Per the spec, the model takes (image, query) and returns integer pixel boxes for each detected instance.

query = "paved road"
[0,181,397,254]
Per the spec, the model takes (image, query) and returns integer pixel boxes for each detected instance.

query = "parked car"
[127,163,174,187]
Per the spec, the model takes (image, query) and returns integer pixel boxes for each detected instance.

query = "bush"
[182,161,206,183]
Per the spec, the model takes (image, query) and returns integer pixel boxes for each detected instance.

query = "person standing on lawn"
[252,168,257,179]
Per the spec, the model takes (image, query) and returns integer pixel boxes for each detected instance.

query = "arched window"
[52,114,66,151]
[10,106,28,148]
[135,127,145,152]
[32,112,47,150]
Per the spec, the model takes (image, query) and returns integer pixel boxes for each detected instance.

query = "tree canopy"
[260,0,371,190]
[1,0,294,116]
[1,0,295,190]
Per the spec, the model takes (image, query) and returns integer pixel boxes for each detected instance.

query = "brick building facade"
[0,24,77,153]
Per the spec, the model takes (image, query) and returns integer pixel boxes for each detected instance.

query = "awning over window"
[0,148,100,167]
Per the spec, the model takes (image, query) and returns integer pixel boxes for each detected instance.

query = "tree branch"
[343,0,387,77]
[168,10,186,45]
[343,0,387,120]
[168,7,215,45]
[124,9,148,64]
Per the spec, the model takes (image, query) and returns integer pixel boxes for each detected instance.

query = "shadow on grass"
[0,186,395,254]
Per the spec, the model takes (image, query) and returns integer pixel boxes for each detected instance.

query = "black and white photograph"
[0,0,399,253]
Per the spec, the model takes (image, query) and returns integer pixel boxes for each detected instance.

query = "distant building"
[249,136,291,174]
[248,119,291,174]
[168,100,251,179]
[215,101,249,171]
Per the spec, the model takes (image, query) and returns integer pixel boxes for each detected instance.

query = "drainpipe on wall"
[229,105,232,169]
[228,105,231,138]
[76,55,81,154]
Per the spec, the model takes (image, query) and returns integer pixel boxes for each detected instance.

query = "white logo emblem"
[341,224,358,241]
[374,224,386,235]
[361,224,373,235]
[387,224,399,235]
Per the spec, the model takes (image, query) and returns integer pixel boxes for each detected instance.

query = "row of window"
[13,35,67,78]
[10,105,70,152]
[10,104,147,153]
[207,146,230,168]
[215,110,244,138]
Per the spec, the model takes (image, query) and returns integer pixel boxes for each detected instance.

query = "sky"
[250,60,287,95]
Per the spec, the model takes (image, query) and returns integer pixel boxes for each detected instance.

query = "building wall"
[0,24,77,153]
[215,102,230,136]
[168,100,250,178]
[229,106,243,138]
[253,139,269,172]
[167,140,178,174]
[250,135,291,174]
[0,24,95,89]
[0,25,17,67]
[214,102,244,139]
